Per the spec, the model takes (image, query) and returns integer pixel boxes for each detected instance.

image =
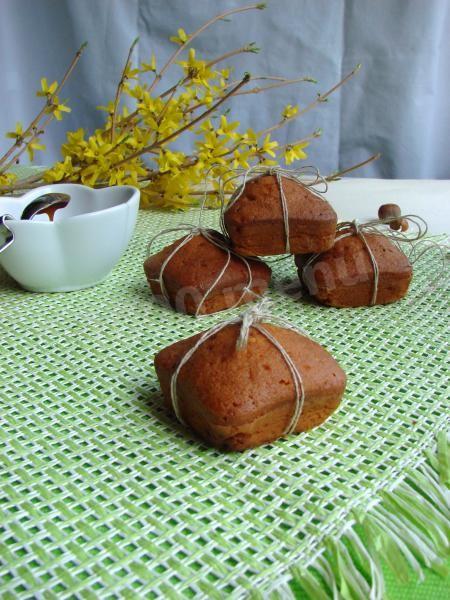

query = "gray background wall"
[0,0,449,178]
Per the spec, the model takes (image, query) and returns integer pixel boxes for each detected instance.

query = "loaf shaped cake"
[223,173,337,256]
[154,321,346,450]
[297,228,413,307]
[144,230,271,315]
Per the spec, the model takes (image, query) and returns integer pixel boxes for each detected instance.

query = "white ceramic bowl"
[0,184,140,292]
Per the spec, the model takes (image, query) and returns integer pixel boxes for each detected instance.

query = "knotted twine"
[169,298,307,436]
[220,165,328,255]
[301,215,428,306]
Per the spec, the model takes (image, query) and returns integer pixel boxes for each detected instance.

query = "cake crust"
[154,323,346,450]
[224,174,337,256]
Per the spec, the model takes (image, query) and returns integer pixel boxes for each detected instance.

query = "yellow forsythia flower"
[0,172,17,187]
[259,134,278,157]
[50,97,71,120]
[6,122,24,141]
[283,141,309,165]
[26,138,45,161]
[169,28,188,45]
[141,53,157,72]
[217,115,239,140]
[282,104,299,119]
[36,78,58,97]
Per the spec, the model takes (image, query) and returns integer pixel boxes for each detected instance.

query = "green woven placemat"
[0,200,449,598]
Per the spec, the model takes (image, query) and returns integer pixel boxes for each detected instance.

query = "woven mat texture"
[0,199,448,598]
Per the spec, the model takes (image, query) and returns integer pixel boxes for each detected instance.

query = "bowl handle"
[0,215,15,254]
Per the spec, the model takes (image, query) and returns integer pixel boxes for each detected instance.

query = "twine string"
[170,298,307,435]
[405,236,449,301]
[252,323,304,434]
[276,170,291,254]
[301,214,429,306]
[220,165,328,255]
[346,220,379,306]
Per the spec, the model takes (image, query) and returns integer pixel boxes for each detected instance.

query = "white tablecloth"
[327,178,450,235]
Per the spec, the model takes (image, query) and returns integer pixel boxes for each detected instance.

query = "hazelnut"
[378,203,403,230]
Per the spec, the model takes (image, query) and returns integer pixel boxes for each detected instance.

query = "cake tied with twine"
[296,214,432,307]
[220,165,337,256]
[144,223,271,316]
[154,298,347,451]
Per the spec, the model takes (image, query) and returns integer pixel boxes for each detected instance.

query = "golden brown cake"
[154,322,346,451]
[223,174,337,256]
[144,230,271,315]
[297,229,413,307]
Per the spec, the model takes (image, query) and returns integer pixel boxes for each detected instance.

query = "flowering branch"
[184,74,312,116]
[2,120,50,174]
[109,73,251,169]
[159,43,260,100]
[261,64,362,136]
[106,43,260,138]
[147,3,265,94]
[158,74,250,144]
[0,42,87,172]
[0,6,379,209]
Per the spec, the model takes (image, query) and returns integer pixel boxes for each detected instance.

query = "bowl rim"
[0,183,140,227]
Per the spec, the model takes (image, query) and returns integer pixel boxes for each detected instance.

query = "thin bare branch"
[277,128,322,151]
[110,38,139,142]
[232,76,316,96]
[325,152,381,181]
[206,43,259,69]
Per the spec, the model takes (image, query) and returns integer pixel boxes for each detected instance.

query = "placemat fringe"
[286,431,449,599]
